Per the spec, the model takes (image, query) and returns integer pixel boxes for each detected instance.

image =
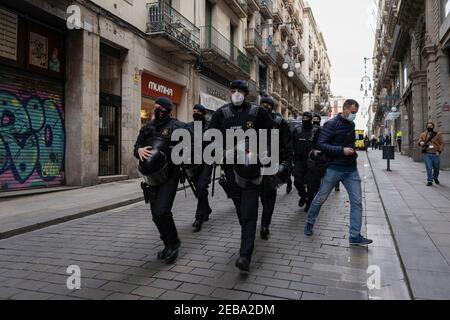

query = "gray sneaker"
[350,235,373,247]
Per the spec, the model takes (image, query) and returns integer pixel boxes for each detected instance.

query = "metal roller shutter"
[0,66,65,192]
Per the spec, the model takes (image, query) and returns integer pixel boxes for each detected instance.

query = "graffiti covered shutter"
[0,66,65,192]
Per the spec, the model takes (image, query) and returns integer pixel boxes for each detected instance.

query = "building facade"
[372,0,450,168]
[0,0,330,192]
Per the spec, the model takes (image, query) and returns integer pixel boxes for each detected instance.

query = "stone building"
[0,0,330,192]
[372,0,450,168]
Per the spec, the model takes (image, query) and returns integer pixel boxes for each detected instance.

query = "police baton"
[211,164,217,197]
[181,165,199,200]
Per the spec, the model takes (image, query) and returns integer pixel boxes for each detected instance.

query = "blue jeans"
[307,168,363,239]
[424,153,440,182]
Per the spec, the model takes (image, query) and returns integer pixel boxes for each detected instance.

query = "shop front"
[0,5,66,192]
[199,76,230,119]
[141,73,183,126]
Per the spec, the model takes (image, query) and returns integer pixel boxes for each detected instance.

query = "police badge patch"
[246,121,255,129]
[161,128,170,137]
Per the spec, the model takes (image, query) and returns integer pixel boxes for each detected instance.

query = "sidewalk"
[367,149,450,299]
[0,179,144,240]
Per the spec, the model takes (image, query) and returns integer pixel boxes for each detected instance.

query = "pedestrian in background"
[371,135,377,150]
[385,134,391,146]
[304,99,373,247]
[396,131,403,153]
[379,134,385,150]
[418,122,445,186]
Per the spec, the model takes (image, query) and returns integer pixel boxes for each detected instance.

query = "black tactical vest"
[221,103,260,131]
[294,125,319,160]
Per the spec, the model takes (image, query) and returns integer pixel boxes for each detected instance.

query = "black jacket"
[317,114,357,168]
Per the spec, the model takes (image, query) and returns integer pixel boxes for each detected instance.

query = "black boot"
[260,226,270,240]
[299,197,306,208]
[235,256,250,273]
[192,219,203,233]
[164,241,180,265]
[286,181,292,194]
[203,208,212,222]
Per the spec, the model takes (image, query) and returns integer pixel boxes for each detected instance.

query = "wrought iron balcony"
[247,0,261,13]
[200,26,251,77]
[223,0,248,18]
[272,0,283,24]
[293,69,314,93]
[259,0,274,19]
[146,1,200,58]
[261,38,277,64]
[245,28,264,56]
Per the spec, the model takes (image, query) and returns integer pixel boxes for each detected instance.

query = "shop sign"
[141,73,183,105]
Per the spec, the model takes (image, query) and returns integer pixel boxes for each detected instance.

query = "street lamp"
[360,57,375,97]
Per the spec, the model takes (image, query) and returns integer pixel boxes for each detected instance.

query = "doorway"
[99,43,122,176]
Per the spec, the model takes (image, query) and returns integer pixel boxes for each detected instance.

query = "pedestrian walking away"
[258,97,292,240]
[304,99,373,247]
[186,104,213,233]
[134,97,187,264]
[418,122,445,186]
[208,80,273,273]
[396,131,403,153]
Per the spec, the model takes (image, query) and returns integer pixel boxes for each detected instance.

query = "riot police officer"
[186,104,213,233]
[292,112,321,212]
[209,80,273,273]
[259,97,292,240]
[134,97,186,264]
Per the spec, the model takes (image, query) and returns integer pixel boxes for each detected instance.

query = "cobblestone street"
[0,153,412,300]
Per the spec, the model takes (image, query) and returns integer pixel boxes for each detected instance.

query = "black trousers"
[192,164,213,221]
[294,160,322,207]
[224,166,259,262]
[149,175,180,249]
[260,176,277,228]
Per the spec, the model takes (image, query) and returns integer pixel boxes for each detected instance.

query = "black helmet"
[233,142,262,188]
[138,137,170,187]
[272,162,290,187]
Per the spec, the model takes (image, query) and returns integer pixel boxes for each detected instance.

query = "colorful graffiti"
[0,90,65,191]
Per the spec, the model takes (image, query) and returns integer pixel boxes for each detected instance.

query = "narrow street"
[0,152,420,300]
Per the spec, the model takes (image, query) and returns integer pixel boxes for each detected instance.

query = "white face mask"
[346,113,357,122]
[231,92,245,106]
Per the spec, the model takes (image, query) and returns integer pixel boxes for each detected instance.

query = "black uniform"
[292,124,321,210]
[134,117,187,256]
[260,113,292,229]
[186,119,213,225]
[209,102,273,262]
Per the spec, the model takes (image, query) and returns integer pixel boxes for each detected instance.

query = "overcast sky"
[307,0,378,129]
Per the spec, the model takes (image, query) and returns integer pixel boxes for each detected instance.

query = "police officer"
[209,80,273,273]
[286,116,302,194]
[134,97,186,264]
[292,112,321,212]
[259,97,292,240]
[186,104,213,233]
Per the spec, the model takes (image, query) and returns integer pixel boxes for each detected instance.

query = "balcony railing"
[200,26,251,75]
[147,1,200,54]
[245,28,263,53]
[263,39,277,63]
[223,0,248,18]
[259,0,274,18]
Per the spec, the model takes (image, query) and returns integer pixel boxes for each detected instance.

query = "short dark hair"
[343,99,359,110]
